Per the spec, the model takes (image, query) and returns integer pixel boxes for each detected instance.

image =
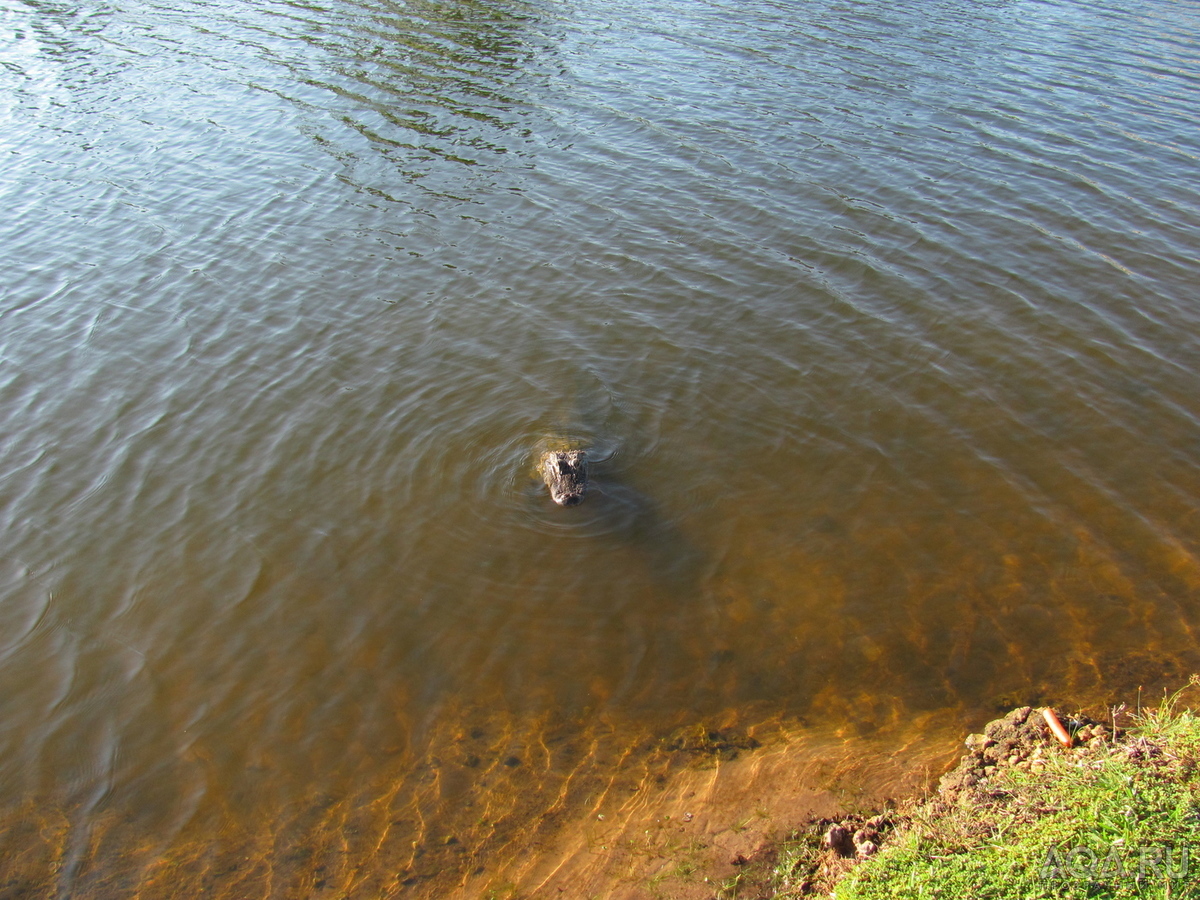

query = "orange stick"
[1042,707,1072,747]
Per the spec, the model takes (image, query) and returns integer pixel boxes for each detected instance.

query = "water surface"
[2,0,1200,895]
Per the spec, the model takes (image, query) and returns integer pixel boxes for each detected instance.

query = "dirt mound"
[937,706,1114,802]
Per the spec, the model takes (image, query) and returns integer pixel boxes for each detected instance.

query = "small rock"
[853,828,880,847]
[823,825,854,857]
[856,840,878,858]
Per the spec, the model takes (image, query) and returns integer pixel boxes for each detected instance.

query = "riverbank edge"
[712,678,1200,899]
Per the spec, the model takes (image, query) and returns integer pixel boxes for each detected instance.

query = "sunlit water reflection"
[2,0,1200,894]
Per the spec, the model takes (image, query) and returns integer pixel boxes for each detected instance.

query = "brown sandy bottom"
[462,717,961,900]
[0,707,967,900]
[2,651,1190,900]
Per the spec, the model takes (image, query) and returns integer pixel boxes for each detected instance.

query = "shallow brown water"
[2,0,1200,895]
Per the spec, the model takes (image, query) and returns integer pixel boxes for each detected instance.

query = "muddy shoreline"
[712,704,1133,899]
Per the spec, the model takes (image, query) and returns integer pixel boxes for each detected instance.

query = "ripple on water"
[3,0,1200,896]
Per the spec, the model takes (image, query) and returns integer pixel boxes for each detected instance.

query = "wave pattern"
[2,0,1200,894]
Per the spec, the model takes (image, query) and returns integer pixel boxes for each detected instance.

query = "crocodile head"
[538,449,589,506]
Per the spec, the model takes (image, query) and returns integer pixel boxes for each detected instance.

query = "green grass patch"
[829,688,1200,899]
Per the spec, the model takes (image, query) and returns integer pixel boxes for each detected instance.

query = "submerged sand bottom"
[7,650,1191,900]
[464,715,961,900]
[1,706,967,900]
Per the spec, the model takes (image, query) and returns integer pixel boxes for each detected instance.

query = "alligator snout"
[539,449,588,506]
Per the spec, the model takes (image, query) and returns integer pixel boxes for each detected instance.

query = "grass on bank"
[768,683,1200,900]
